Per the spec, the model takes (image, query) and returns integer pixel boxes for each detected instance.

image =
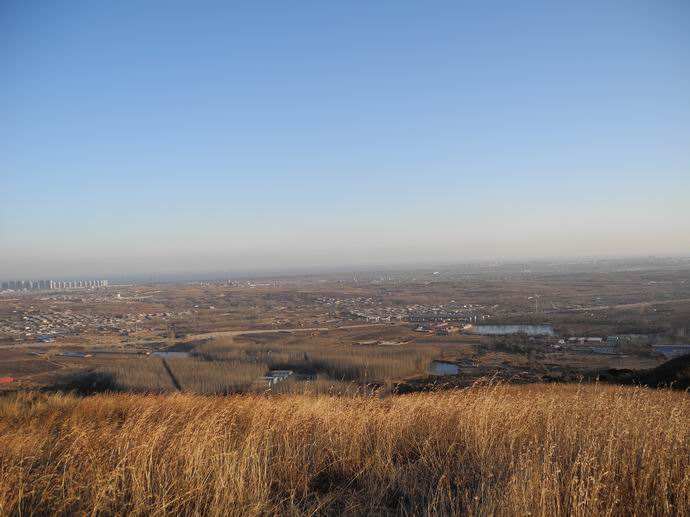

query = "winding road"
[0,323,393,351]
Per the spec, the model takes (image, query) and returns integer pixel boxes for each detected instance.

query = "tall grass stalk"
[1,383,688,515]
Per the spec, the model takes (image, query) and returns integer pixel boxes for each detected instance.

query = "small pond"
[429,360,460,376]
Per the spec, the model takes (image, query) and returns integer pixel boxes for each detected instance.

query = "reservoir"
[469,324,555,336]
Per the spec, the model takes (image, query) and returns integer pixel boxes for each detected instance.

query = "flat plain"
[1,260,689,515]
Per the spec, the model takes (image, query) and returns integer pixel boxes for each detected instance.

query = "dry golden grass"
[1,384,688,516]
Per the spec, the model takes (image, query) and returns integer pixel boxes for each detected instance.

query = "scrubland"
[195,335,437,382]
[93,357,176,392]
[1,383,688,516]
[81,336,439,394]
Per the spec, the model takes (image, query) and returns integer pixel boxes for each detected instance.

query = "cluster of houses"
[259,370,294,386]
[315,295,492,326]
[258,370,319,387]
[413,322,462,335]
[0,306,183,342]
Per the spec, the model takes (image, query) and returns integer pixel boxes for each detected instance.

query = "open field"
[1,383,688,516]
[0,324,675,394]
[4,261,690,348]
[1,262,689,394]
[46,330,440,394]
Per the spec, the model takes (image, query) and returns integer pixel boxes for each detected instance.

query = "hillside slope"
[637,354,690,389]
[1,385,688,516]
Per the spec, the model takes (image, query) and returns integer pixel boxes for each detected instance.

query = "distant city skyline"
[2,1,689,277]
[0,279,108,290]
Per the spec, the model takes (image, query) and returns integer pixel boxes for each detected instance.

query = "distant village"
[1,282,687,359]
[0,306,182,342]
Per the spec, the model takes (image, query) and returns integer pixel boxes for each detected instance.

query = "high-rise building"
[1,278,109,291]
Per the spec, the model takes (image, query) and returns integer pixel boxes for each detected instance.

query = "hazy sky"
[2,1,690,278]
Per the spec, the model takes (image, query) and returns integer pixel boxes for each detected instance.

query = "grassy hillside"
[1,384,688,516]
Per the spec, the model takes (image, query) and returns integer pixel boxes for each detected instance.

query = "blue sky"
[2,1,689,277]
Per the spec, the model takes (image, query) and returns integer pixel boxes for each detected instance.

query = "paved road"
[0,323,392,350]
[114,322,393,349]
[545,297,690,313]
